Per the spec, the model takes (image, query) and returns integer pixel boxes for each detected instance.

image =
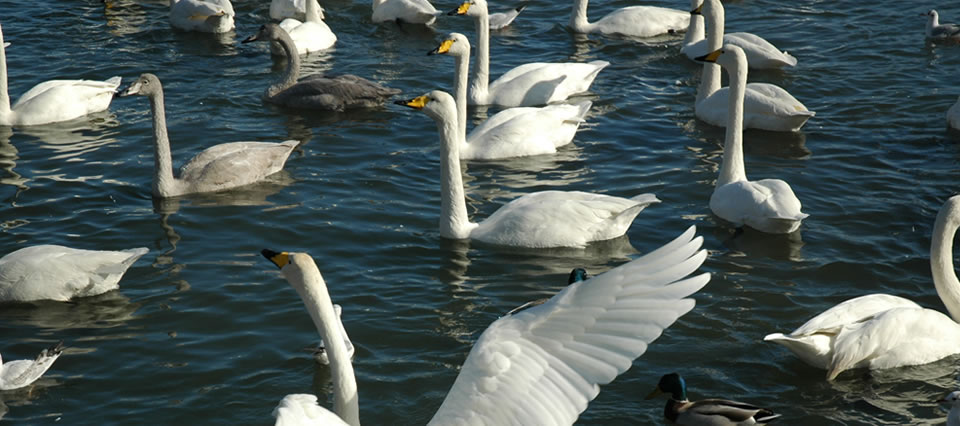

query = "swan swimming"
[449,0,608,107]
[169,0,235,33]
[683,0,796,69]
[271,0,324,21]
[398,90,659,248]
[692,0,813,132]
[0,341,64,390]
[764,195,960,380]
[273,0,336,55]
[568,0,688,38]
[698,45,807,234]
[263,225,710,425]
[243,24,399,111]
[429,33,591,160]
[0,24,120,126]
[0,245,147,302]
[371,0,439,25]
[118,73,299,198]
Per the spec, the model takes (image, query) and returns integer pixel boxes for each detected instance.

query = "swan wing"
[271,75,399,110]
[725,32,797,68]
[488,61,608,107]
[0,342,64,391]
[591,6,689,38]
[0,245,147,302]
[428,227,710,425]
[11,77,121,125]
[710,179,805,232]
[472,191,659,248]
[282,20,337,53]
[372,0,439,24]
[464,101,590,159]
[179,141,298,190]
[272,394,349,426]
[696,84,813,131]
[785,294,921,337]
[271,0,324,21]
[170,0,234,32]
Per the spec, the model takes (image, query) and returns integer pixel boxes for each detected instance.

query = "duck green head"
[645,373,688,401]
[568,268,588,284]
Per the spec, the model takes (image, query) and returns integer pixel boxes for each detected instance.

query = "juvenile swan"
[0,341,64,390]
[243,24,399,111]
[263,226,710,424]
[398,91,659,248]
[698,45,807,234]
[118,74,299,198]
[0,245,147,302]
[764,195,960,380]
[0,24,120,126]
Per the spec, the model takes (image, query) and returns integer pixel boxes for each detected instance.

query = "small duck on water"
[646,373,780,425]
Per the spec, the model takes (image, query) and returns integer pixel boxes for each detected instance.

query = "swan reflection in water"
[0,127,26,196]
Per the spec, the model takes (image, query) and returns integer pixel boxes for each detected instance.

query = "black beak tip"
[241,35,257,44]
[693,54,708,62]
[261,248,279,260]
[393,100,409,106]
[446,8,460,16]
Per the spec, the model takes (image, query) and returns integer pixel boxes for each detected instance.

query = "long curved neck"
[697,1,723,104]
[471,12,491,101]
[0,27,11,117]
[306,0,322,23]
[436,109,475,239]
[453,51,469,140]
[718,54,747,186]
[146,87,178,197]
[683,13,705,47]
[931,201,960,322]
[267,32,300,98]
[568,0,593,32]
[293,266,360,426]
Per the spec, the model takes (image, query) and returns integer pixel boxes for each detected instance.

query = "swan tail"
[755,412,782,424]
[595,194,660,239]
[629,193,660,206]
[781,51,798,67]
[105,76,122,88]
[97,247,149,274]
[515,4,527,13]
[561,101,592,124]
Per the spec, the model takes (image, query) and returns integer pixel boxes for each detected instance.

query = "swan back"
[0,245,148,302]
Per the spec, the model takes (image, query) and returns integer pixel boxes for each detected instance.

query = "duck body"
[647,373,780,425]
[169,0,235,33]
[371,0,438,25]
[0,342,64,390]
[765,195,960,380]
[0,245,147,302]
[569,4,688,38]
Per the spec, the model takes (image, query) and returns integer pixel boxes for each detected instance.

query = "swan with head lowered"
[428,33,591,160]
[764,195,960,380]
[568,0,688,38]
[0,245,147,302]
[682,0,796,69]
[0,341,64,390]
[398,90,659,248]
[273,0,336,56]
[692,0,813,132]
[449,0,609,107]
[243,24,399,111]
[0,25,120,126]
[698,45,807,234]
[169,0,235,33]
[263,226,710,425]
[118,73,299,198]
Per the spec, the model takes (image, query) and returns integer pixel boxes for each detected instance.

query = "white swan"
[429,33,591,160]
[940,391,960,426]
[398,90,658,248]
[0,245,147,302]
[274,0,336,56]
[488,4,525,30]
[262,226,710,424]
[169,0,235,33]
[699,45,807,234]
[764,195,960,380]
[0,25,120,127]
[243,24,400,110]
[948,96,960,130]
[568,0,688,38]
[0,342,64,390]
[371,0,439,25]
[271,0,325,21]
[682,0,796,68]
[450,0,609,107]
[926,10,960,41]
[118,73,299,198]
[693,0,813,132]
[309,304,355,365]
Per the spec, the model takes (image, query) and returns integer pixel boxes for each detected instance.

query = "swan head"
[645,373,689,402]
[242,23,285,44]
[938,390,960,406]
[394,90,456,122]
[693,45,746,69]
[935,195,960,231]
[118,73,162,98]
[690,1,702,15]
[427,33,470,57]
[447,0,486,17]
[262,249,323,293]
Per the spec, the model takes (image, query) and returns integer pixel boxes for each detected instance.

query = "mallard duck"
[646,373,781,425]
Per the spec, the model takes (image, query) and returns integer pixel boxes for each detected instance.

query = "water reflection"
[682,118,811,162]
[15,113,122,161]
[0,127,27,195]
[102,0,149,37]
[711,223,805,262]
[461,147,589,202]
[0,291,140,331]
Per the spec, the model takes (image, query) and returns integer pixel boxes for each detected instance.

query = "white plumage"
[940,391,960,426]
[568,0,688,38]
[488,4,525,30]
[371,0,439,25]
[683,0,796,69]
[0,246,147,302]
[263,226,710,425]
[926,10,960,41]
[270,0,325,21]
[274,0,336,55]
[169,0,235,33]
[0,342,64,390]
[765,195,960,380]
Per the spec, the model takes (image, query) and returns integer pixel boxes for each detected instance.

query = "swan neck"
[697,1,723,104]
[436,108,474,239]
[472,13,491,101]
[0,29,10,117]
[718,55,747,186]
[453,52,469,140]
[683,13,705,47]
[305,0,322,23]
[146,87,178,197]
[932,204,960,322]
[291,266,360,426]
[569,0,592,32]
[267,33,300,99]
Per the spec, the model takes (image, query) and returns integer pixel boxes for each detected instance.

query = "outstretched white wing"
[428,226,710,425]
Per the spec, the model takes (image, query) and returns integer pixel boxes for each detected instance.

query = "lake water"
[2,0,960,424]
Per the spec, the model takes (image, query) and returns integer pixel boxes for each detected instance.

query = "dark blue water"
[2,0,960,424]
